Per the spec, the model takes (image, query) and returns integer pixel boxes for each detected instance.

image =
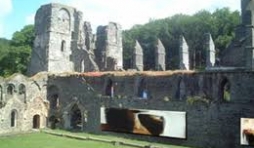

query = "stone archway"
[33,114,40,129]
[70,104,82,130]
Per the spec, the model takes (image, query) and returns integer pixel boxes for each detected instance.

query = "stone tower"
[155,39,166,71]
[133,40,143,71]
[28,3,98,75]
[179,36,189,70]
[95,22,123,71]
[205,33,216,68]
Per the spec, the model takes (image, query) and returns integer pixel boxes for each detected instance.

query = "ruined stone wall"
[0,73,48,134]
[28,3,98,76]
[1,71,254,148]
[221,0,254,69]
[46,71,254,148]
[95,22,123,71]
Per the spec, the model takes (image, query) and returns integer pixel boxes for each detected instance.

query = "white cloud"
[25,13,35,25]
[0,0,12,18]
[0,0,12,38]
[62,0,240,31]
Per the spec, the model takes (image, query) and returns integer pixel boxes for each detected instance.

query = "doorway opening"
[71,104,82,130]
[33,114,40,129]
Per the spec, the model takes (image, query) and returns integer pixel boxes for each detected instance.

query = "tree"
[122,8,240,70]
[0,25,34,77]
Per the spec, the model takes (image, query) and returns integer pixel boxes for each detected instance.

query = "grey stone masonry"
[27,3,98,76]
[95,22,123,71]
[133,40,143,71]
[205,33,216,68]
[84,22,93,51]
[81,22,99,72]
[155,39,166,71]
[4,1,254,148]
[28,3,79,75]
[241,0,254,25]
[220,0,254,69]
[244,25,254,70]
[0,73,48,135]
[179,36,190,70]
[243,0,254,70]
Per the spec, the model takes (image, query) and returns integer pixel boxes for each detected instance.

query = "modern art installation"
[241,118,254,145]
[100,108,186,139]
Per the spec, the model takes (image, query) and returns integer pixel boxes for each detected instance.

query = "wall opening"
[176,78,186,100]
[50,94,59,109]
[7,84,15,95]
[11,110,17,127]
[48,85,59,109]
[18,84,26,103]
[105,79,114,97]
[81,60,85,72]
[0,85,2,101]
[220,78,231,102]
[58,8,70,32]
[49,116,58,129]
[33,114,40,129]
[137,79,147,99]
[70,104,82,130]
[61,40,66,52]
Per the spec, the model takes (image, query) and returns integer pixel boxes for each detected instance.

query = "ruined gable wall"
[0,73,48,134]
[220,25,249,68]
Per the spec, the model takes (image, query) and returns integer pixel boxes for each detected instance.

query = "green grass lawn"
[0,132,129,148]
[0,130,191,148]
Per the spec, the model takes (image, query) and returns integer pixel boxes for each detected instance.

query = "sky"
[0,0,241,39]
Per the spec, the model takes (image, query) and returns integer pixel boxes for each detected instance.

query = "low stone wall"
[43,130,164,148]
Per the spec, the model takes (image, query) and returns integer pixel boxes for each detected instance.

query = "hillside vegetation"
[123,8,240,70]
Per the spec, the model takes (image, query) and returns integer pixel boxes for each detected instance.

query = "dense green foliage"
[123,8,240,70]
[0,25,34,77]
[0,8,240,76]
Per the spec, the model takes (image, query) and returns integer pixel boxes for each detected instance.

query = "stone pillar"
[245,26,254,70]
[133,40,143,71]
[155,39,166,71]
[95,22,123,71]
[84,21,93,51]
[179,36,189,70]
[63,111,71,129]
[241,0,254,25]
[205,33,216,68]
[242,0,254,70]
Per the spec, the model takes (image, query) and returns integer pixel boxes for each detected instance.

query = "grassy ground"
[0,132,128,148]
[0,130,191,148]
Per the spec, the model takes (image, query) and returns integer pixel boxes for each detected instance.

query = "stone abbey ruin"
[2,1,254,148]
